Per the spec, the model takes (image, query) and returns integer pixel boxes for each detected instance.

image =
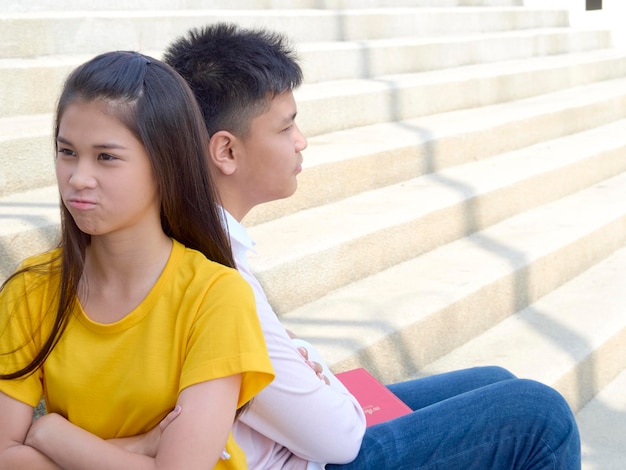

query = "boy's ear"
[208,130,238,176]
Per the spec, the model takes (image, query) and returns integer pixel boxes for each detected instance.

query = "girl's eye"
[98,153,117,161]
[282,125,293,133]
[57,147,76,156]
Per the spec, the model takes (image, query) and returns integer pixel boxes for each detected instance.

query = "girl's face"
[56,100,161,238]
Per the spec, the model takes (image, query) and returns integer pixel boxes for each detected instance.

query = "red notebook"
[335,368,412,427]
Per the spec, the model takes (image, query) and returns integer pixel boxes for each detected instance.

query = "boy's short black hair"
[164,22,303,138]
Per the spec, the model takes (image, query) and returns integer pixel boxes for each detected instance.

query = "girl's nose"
[68,159,97,189]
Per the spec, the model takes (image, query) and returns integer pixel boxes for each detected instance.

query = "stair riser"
[1,29,611,119]
[554,326,626,412]
[1,134,54,198]
[5,85,624,202]
[257,144,626,314]
[298,55,626,137]
[0,0,523,13]
[322,214,626,387]
[0,223,59,282]
[0,9,568,59]
[302,30,611,84]
[246,92,626,225]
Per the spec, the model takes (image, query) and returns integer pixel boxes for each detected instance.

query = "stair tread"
[578,368,626,470]
[0,7,569,59]
[246,76,626,224]
[0,185,60,236]
[278,170,626,370]
[418,245,626,412]
[299,76,626,168]
[295,46,626,135]
[298,47,626,98]
[0,1,527,13]
[248,117,626,270]
[0,27,605,68]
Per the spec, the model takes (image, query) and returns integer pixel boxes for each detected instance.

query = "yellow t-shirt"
[0,239,274,469]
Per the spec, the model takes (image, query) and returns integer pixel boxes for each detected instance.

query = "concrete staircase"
[1,1,625,467]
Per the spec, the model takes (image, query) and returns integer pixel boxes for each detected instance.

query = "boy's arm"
[237,311,366,464]
[6,375,240,470]
[233,242,365,463]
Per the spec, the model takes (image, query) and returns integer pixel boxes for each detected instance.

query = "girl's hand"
[108,406,182,457]
[25,413,63,449]
[159,406,182,433]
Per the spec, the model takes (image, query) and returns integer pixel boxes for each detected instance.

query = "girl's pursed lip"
[68,198,97,209]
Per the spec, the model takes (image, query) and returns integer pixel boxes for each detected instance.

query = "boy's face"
[235,91,307,206]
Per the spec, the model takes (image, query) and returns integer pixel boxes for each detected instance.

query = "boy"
[163,23,580,470]
[164,24,366,469]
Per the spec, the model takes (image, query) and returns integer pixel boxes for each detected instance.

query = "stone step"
[247,119,626,314]
[3,93,625,280]
[0,185,60,280]
[0,0,523,13]
[0,27,612,121]
[4,54,626,201]
[277,170,626,386]
[300,27,612,84]
[0,8,568,59]
[0,114,55,198]
[578,368,626,469]
[417,245,626,414]
[297,47,626,137]
[246,77,626,225]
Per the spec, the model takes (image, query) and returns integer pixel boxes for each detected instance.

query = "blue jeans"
[327,367,580,469]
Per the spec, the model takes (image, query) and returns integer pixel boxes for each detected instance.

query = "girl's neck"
[79,231,172,324]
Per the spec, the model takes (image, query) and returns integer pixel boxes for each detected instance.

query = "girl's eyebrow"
[56,135,126,150]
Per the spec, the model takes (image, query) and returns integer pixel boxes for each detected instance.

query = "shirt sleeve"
[0,266,53,408]
[179,267,274,408]
[236,268,366,464]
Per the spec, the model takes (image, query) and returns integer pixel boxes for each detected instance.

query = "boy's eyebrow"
[280,112,298,124]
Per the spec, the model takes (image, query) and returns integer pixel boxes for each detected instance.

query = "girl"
[0,51,273,469]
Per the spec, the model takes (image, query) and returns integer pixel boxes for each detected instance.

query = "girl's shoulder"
[169,239,249,292]
[172,239,238,276]
[14,248,63,280]
[19,248,62,268]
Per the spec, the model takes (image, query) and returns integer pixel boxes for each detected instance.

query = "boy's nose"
[295,124,308,152]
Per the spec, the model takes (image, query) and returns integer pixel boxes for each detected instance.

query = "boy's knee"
[476,365,517,382]
[512,379,577,430]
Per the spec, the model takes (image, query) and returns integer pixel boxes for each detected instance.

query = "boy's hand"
[296,347,330,386]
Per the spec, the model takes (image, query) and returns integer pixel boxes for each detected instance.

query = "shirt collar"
[220,206,256,253]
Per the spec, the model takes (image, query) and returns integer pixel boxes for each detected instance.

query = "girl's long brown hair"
[1,51,234,381]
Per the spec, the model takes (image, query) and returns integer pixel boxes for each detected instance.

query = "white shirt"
[223,209,366,469]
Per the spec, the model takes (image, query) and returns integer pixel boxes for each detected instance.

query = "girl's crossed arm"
[0,375,241,470]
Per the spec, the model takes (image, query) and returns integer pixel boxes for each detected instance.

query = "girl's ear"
[208,130,238,176]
